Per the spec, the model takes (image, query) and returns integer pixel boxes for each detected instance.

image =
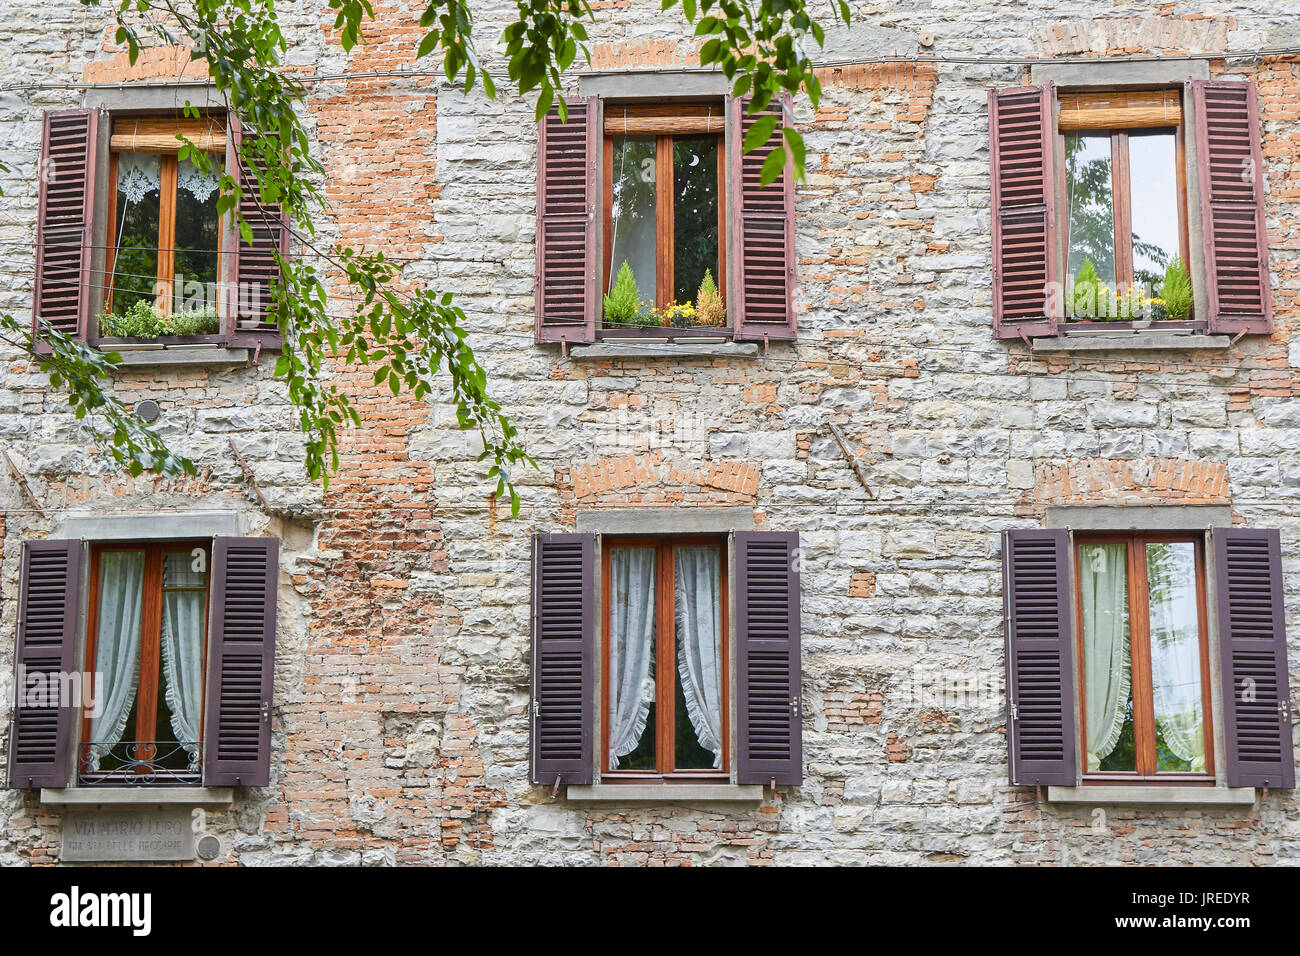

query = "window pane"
[673,545,723,770]
[1129,132,1181,291]
[672,135,719,304]
[608,136,657,316]
[1146,542,1206,773]
[1065,134,1117,290]
[160,550,207,759]
[88,551,147,769]
[111,153,162,315]
[173,156,224,315]
[1079,543,1135,772]
[608,546,657,770]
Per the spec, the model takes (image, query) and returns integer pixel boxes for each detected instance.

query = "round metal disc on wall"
[135,399,161,424]
[195,834,223,861]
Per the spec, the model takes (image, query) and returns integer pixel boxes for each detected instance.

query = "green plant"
[99,301,223,338]
[658,301,698,328]
[1070,258,1103,319]
[603,261,643,326]
[169,308,222,336]
[1161,258,1194,319]
[695,270,725,327]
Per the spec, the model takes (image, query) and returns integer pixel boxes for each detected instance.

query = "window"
[79,541,211,785]
[1074,533,1213,781]
[602,105,726,330]
[601,537,728,777]
[104,116,226,338]
[1060,91,1189,320]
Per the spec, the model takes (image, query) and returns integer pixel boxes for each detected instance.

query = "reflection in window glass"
[1065,133,1117,290]
[172,157,223,313]
[112,153,163,315]
[1146,542,1205,773]
[673,545,723,769]
[1128,132,1181,290]
[671,136,719,303]
[608,546,657,770]
[1079,543,1135,772]
[608,136,657,310]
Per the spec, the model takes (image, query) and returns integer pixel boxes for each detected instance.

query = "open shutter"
[729,95,797,342]
[203,537,278,787]
[1192,81,1273,337]
[1214,528,1294,788]
[33,109,98,347]
[989,86,1058,340]
[5,540,81,789]
[223,114,286,350]
[530,533,594,785]
[1002,529,1076,786]
[735,531,802,786]
[535,98,598,344]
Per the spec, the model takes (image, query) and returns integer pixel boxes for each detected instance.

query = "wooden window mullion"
[1127,536,1158,777]
[1110,132,1134,290]
[156,156,178,315]
[655,540,676,774]
[655,136,674,308]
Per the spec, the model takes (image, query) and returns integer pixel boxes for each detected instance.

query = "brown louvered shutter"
[33,109,98,347]
[989,86,1058,340]
[1192,81,1273,337]
[529,533,594,785]
[223,115,286,350]
[1002,529,1076,786]
[728,95,797,342]
[1214,528,1294,788]
[535,98,598,344]
[5,540,81,789]
[735,531,802,786]
[203,537,278,787]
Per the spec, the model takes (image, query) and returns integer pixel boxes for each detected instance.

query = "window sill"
[109,346,251,368]
[1046,786,1255,807]
[568,342,758,361]
[565,783,764,803]
[39,786,235,808]
[1033,331,1230,352]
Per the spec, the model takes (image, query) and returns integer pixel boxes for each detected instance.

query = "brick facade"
[2,2,1300,865]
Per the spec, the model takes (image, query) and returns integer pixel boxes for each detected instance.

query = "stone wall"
[2,1,1300,865]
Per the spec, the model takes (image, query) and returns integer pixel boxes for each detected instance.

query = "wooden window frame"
[1073,532,1215,785]
[600,535,730,781]
[103,116,225,337]
[1058,91,1195,329]
[600,105,727,337]
[80,540,212,777]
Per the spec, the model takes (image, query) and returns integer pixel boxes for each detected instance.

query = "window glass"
[1146,542,1206,773]
[1065,133,1117,290]
[1079,542,1135,772]
[111,153,163,315]
[1128,132,1181,289]
[673,545,723,769]
[88,551,147,771]
[671,136,719,304]
[173,157,223,313]
[608,136,657,311]
[608,545,656,771]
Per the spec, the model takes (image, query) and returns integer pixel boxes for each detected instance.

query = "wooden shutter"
[535,98,598,344]
[203,537,278,787]
[1192,81,1273,337]
[735,531,802,786]
[989,86,1058,340]
[223,114,287,350]
[529,533,594,785]
[728,95,797,342]
[33,109,98,347]
[1002,529,1076,786]
[1214,528,1294,788]
[5,540,81,789]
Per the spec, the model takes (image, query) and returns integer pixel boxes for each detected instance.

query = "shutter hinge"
[552,774,562,797]
[791,696,799,717]
[261,701,269,722]
[1009,702,1018,721]
[1280,700,1292,724]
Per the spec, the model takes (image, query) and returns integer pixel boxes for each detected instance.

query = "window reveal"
[603,539,728,775]
[1075,534,1212,779]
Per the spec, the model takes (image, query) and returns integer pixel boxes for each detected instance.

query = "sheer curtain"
[674,546,723,768]
[608,547,656,768]
[89,551,146,767]
[160,553,207,758]
[1080,543,1130,771]
[1147,543,1206,771]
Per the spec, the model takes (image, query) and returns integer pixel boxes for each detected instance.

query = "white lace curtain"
[116,153,221,205]
[608,547,656,768]
[674,546,723,768]
[160,553,206,757]
[89,551,146,767]
[1147,543,1206,771]
[1080,543,1131,771]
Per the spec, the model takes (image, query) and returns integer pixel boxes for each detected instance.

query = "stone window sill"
[569,342,758,360]
[1046,786,1255,807]
[40,787,234,808]
[565,783,764,803]
[109,346,251,368]
[1033,332,1230,352]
